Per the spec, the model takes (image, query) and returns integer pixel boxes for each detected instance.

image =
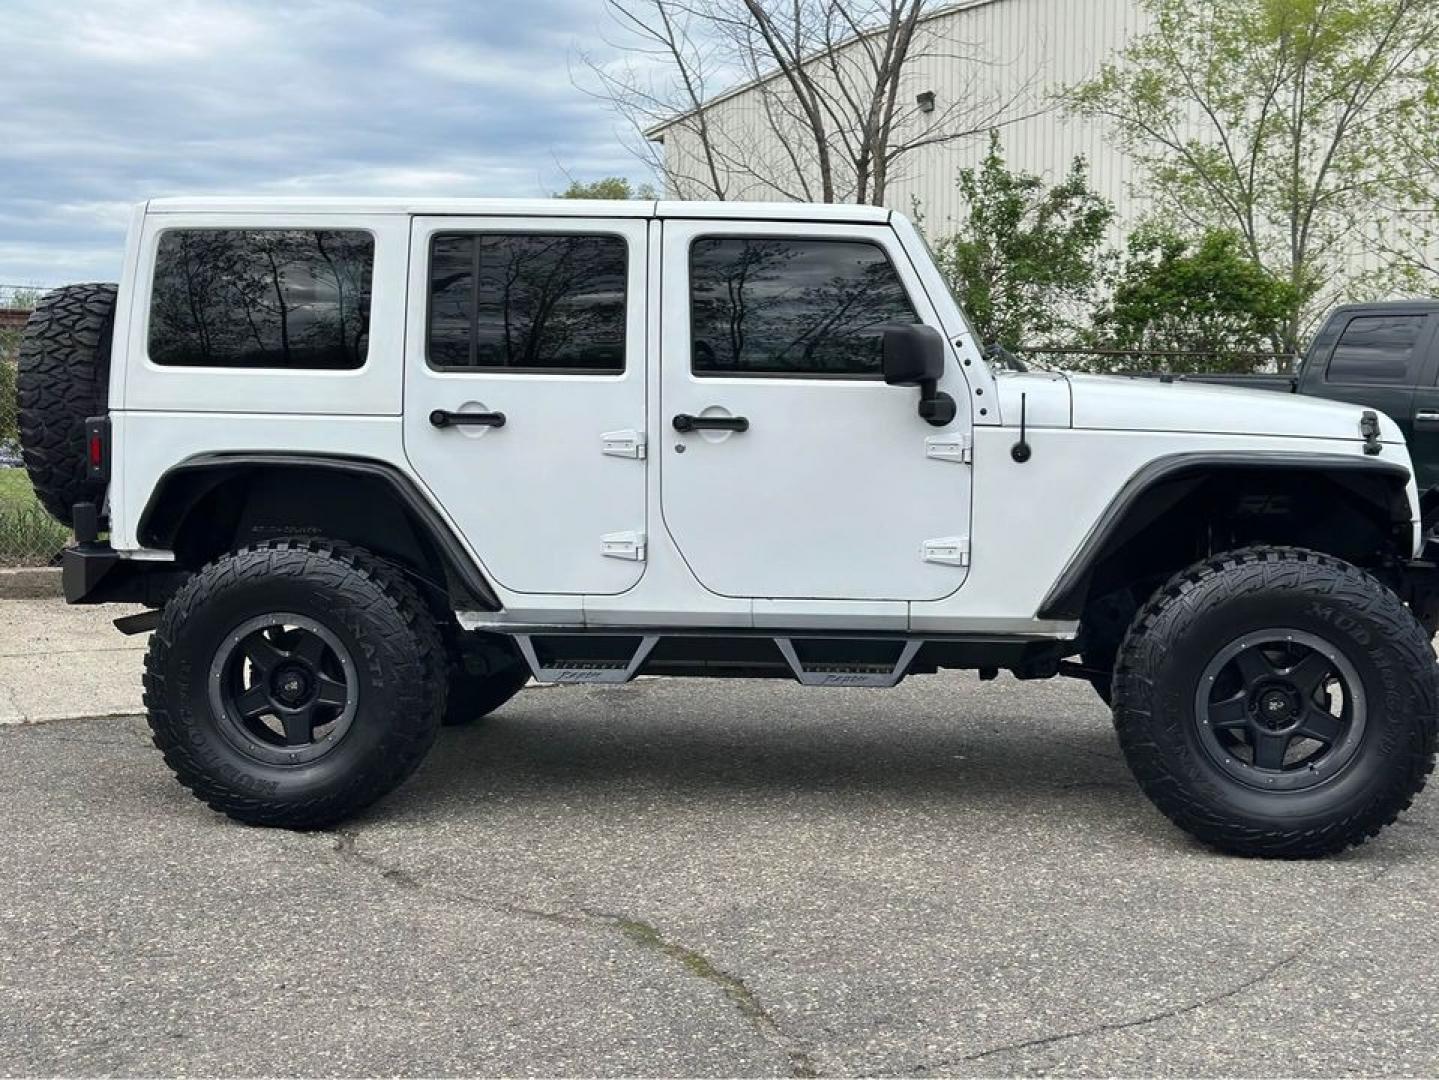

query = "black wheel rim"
[208,613,358,766]
[1193,628,1366,792]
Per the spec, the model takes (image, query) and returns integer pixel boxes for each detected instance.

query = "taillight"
[84,416,110,483]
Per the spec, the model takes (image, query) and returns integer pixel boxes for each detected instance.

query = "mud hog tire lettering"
[143,540,446,828]
[16,282,118,526]
[1114,546,1438,857]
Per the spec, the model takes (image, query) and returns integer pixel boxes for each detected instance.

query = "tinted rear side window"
[689,237,918,377]
[427,233,627,373]
[1325,315,1427,385]
[149,229,373,369]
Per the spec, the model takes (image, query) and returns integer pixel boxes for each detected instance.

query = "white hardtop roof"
[143,197,893,225]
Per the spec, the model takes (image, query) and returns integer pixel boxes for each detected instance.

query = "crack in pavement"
[906,863,1396,1075]
[330,830,821,1078]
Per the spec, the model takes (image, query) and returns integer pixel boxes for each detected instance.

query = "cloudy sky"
[0,0,649,288]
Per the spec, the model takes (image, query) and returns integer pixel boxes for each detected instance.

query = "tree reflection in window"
[427,233,627,373]
[689,237,918,377]
[149,230,373,369]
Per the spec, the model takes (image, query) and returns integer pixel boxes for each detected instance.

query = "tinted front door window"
[689,237,917,377]
[1325,315,1426,385]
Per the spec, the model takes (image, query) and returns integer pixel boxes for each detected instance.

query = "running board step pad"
[515,635,658,684]
[775,639,922,688]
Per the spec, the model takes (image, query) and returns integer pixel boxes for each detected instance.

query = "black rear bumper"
[62,544,186,606]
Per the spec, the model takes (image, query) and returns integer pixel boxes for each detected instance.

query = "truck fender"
[1037,451,1413,621]
[137,453,502,610]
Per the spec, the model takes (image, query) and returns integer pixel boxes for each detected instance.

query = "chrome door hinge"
[922,536,970,567]
[602,429,647,460]
[601,530,647,561]
[925,433,972,464]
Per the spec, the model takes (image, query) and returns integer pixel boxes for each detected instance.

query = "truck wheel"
[1114,546,1437,857]
[443,631,530,725]
[16,283,118,526]
[144,540,445,828]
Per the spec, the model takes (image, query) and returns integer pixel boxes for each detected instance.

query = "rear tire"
[16,283,118,525]
[144,540,445,828]
[1114,546,1437,857]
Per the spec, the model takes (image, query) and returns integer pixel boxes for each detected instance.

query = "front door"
[404,216,649,595]
[659,220,973,602]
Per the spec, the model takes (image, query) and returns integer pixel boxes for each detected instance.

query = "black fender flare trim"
[1036,451,1413,621]
[137,452,502,611]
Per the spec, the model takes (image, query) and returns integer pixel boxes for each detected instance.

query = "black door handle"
[430,409,506,429]
[673,413,750,433]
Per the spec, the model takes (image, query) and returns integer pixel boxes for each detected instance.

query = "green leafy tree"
[1066,0,1439,350]
[558,177,658,200]
[1088,228,1302,373]
[2,290,39,445]
[931,132,1115,349]
[1373,82,1439,294]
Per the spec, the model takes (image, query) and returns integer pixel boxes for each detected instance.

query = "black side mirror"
[882,324,957,427]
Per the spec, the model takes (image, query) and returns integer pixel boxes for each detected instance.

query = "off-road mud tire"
[16,283,118,525]
[1114,546,1437,857]
[143,539,445,828]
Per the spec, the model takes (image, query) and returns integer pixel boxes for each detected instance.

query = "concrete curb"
[0,567,62,600]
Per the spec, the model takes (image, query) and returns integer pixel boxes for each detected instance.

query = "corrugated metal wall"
[655,0,1150,227]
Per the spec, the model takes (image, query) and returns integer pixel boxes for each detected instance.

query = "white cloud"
[0,0,650,285]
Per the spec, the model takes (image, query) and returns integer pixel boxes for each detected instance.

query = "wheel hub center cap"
[272,664,313,706]
[1255,687,1299,730]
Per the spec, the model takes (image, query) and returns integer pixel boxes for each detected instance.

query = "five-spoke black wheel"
[210,614,358,765]
[1114,547,1438,857]
[1195,630,1365,791]
[145,540,445,828]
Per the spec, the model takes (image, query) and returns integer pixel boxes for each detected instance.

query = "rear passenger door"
[403,217,649,596]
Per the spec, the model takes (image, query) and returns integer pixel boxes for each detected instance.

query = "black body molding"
[1036,451,1413,621]
[137,452,502,610]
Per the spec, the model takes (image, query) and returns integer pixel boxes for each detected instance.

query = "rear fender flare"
[137,453,502,610]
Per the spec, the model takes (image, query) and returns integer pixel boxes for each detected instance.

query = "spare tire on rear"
[17,283,118,526]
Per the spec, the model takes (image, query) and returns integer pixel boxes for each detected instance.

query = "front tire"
[1114,546,1437,857]
[144,540,445,828]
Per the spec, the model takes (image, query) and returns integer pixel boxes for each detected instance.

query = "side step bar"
[514,633,924,688]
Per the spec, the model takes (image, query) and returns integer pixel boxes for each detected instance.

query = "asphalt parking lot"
[1,601,1437,1077]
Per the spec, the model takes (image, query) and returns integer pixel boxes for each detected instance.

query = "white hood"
[1063,372,1405,444]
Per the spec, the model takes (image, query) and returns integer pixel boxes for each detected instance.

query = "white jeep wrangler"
[16,197,1438,856]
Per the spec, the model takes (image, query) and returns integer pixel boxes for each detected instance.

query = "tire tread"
[1114,545,1438,857]
[143,539,445,828]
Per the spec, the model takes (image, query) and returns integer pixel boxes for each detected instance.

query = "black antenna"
[1011,393,1032,464]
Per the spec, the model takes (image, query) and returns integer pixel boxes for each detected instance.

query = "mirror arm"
[917,379,957,428]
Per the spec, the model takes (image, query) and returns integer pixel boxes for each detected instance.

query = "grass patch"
[0,469,70,566]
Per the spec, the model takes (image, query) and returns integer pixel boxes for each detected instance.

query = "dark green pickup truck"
[1187,301,1439,497]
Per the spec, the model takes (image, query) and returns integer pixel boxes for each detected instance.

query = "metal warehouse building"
[645,0,1155,229]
